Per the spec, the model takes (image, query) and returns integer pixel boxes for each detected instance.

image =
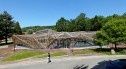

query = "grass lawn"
[1,48,126,62]
[51,51,67,57]
[72,48,111,56]
[72,48,126,56]
[35,50,67,58]
[115,48,126,55]
[2,50,67,62]
[2,50,46,62]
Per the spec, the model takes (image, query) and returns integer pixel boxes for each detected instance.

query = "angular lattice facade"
[12,29,96,49]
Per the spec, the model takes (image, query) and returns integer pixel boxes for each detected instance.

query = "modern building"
[12,29,96,49]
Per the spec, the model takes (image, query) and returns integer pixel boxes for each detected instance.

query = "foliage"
[26,29,34,34]
[55,13,107,32]
[90,15,106,31]
[95,18,126,48]
[74,13,88,31]
[0,11,22,43]
[22,26,55,33]
[0,11,14,43]
[94,31,108,46]
[13,21,22,35]
[55,17,69,32]
[22,12,126,32]
[67,19,76,32]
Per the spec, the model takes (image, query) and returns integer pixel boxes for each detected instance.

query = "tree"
[112,14,119,18]
[122,12,126,18]
[74,13,88,31]
[106,14,120,21]
[22,26,54,32]
[27,29,34,34]
[67,19,76,32]
[94,31,108,48]
[55,17,69,32]
[13,21,22,35]
[90,15,105,31]
[0,11,14,44]
[95,19,126,49]
[85,18,91,31]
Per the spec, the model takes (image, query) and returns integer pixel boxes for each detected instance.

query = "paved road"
[1,55,126,69]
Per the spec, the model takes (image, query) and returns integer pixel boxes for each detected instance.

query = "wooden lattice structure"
[12,29,96,49]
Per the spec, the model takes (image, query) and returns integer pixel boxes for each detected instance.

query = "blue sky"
[0,0,126,27]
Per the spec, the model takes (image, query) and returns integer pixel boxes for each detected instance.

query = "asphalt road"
[1,55,126,69]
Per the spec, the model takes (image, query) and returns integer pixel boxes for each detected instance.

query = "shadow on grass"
[92,48,126,55]
[92,48,111,55]
[72,48,126,55]
[92,48,111,52]
[115,48,126,52]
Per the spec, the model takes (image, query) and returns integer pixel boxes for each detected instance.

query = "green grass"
[3,50,46,62]
[36,51,67,58]
[72,48,111,55]
[2,50,67,62]
[2,48,126,62]
[92,48,111,55]
[115,49,126,55]
[72,48,126,56]
[51,51,67,57]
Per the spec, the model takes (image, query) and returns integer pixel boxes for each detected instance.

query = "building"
[12,29,96,49]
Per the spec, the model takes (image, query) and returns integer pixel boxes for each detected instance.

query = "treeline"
[22,26,55,34]
[0,11,22,44]
[23,12,126,33]
[55,12,126,32]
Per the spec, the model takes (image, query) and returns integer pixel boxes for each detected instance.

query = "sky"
[0,0,126,27]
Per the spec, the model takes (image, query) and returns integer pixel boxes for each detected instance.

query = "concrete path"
[0,55,126,69]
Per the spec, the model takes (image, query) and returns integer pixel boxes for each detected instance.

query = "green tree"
[0,11,14,44]
[55,17,69,32]
[67,19,76,32]
[95,19,126,49]
[112,14,119,18]
[27,29,34,34]
[122,12,126,18]
[74,13,88,31]
[94,31,108,48]
[13,21,22,35]
[22,26,54,32]
[85,18,91,31]
[106,14,120,22]
[90,15,105,31]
